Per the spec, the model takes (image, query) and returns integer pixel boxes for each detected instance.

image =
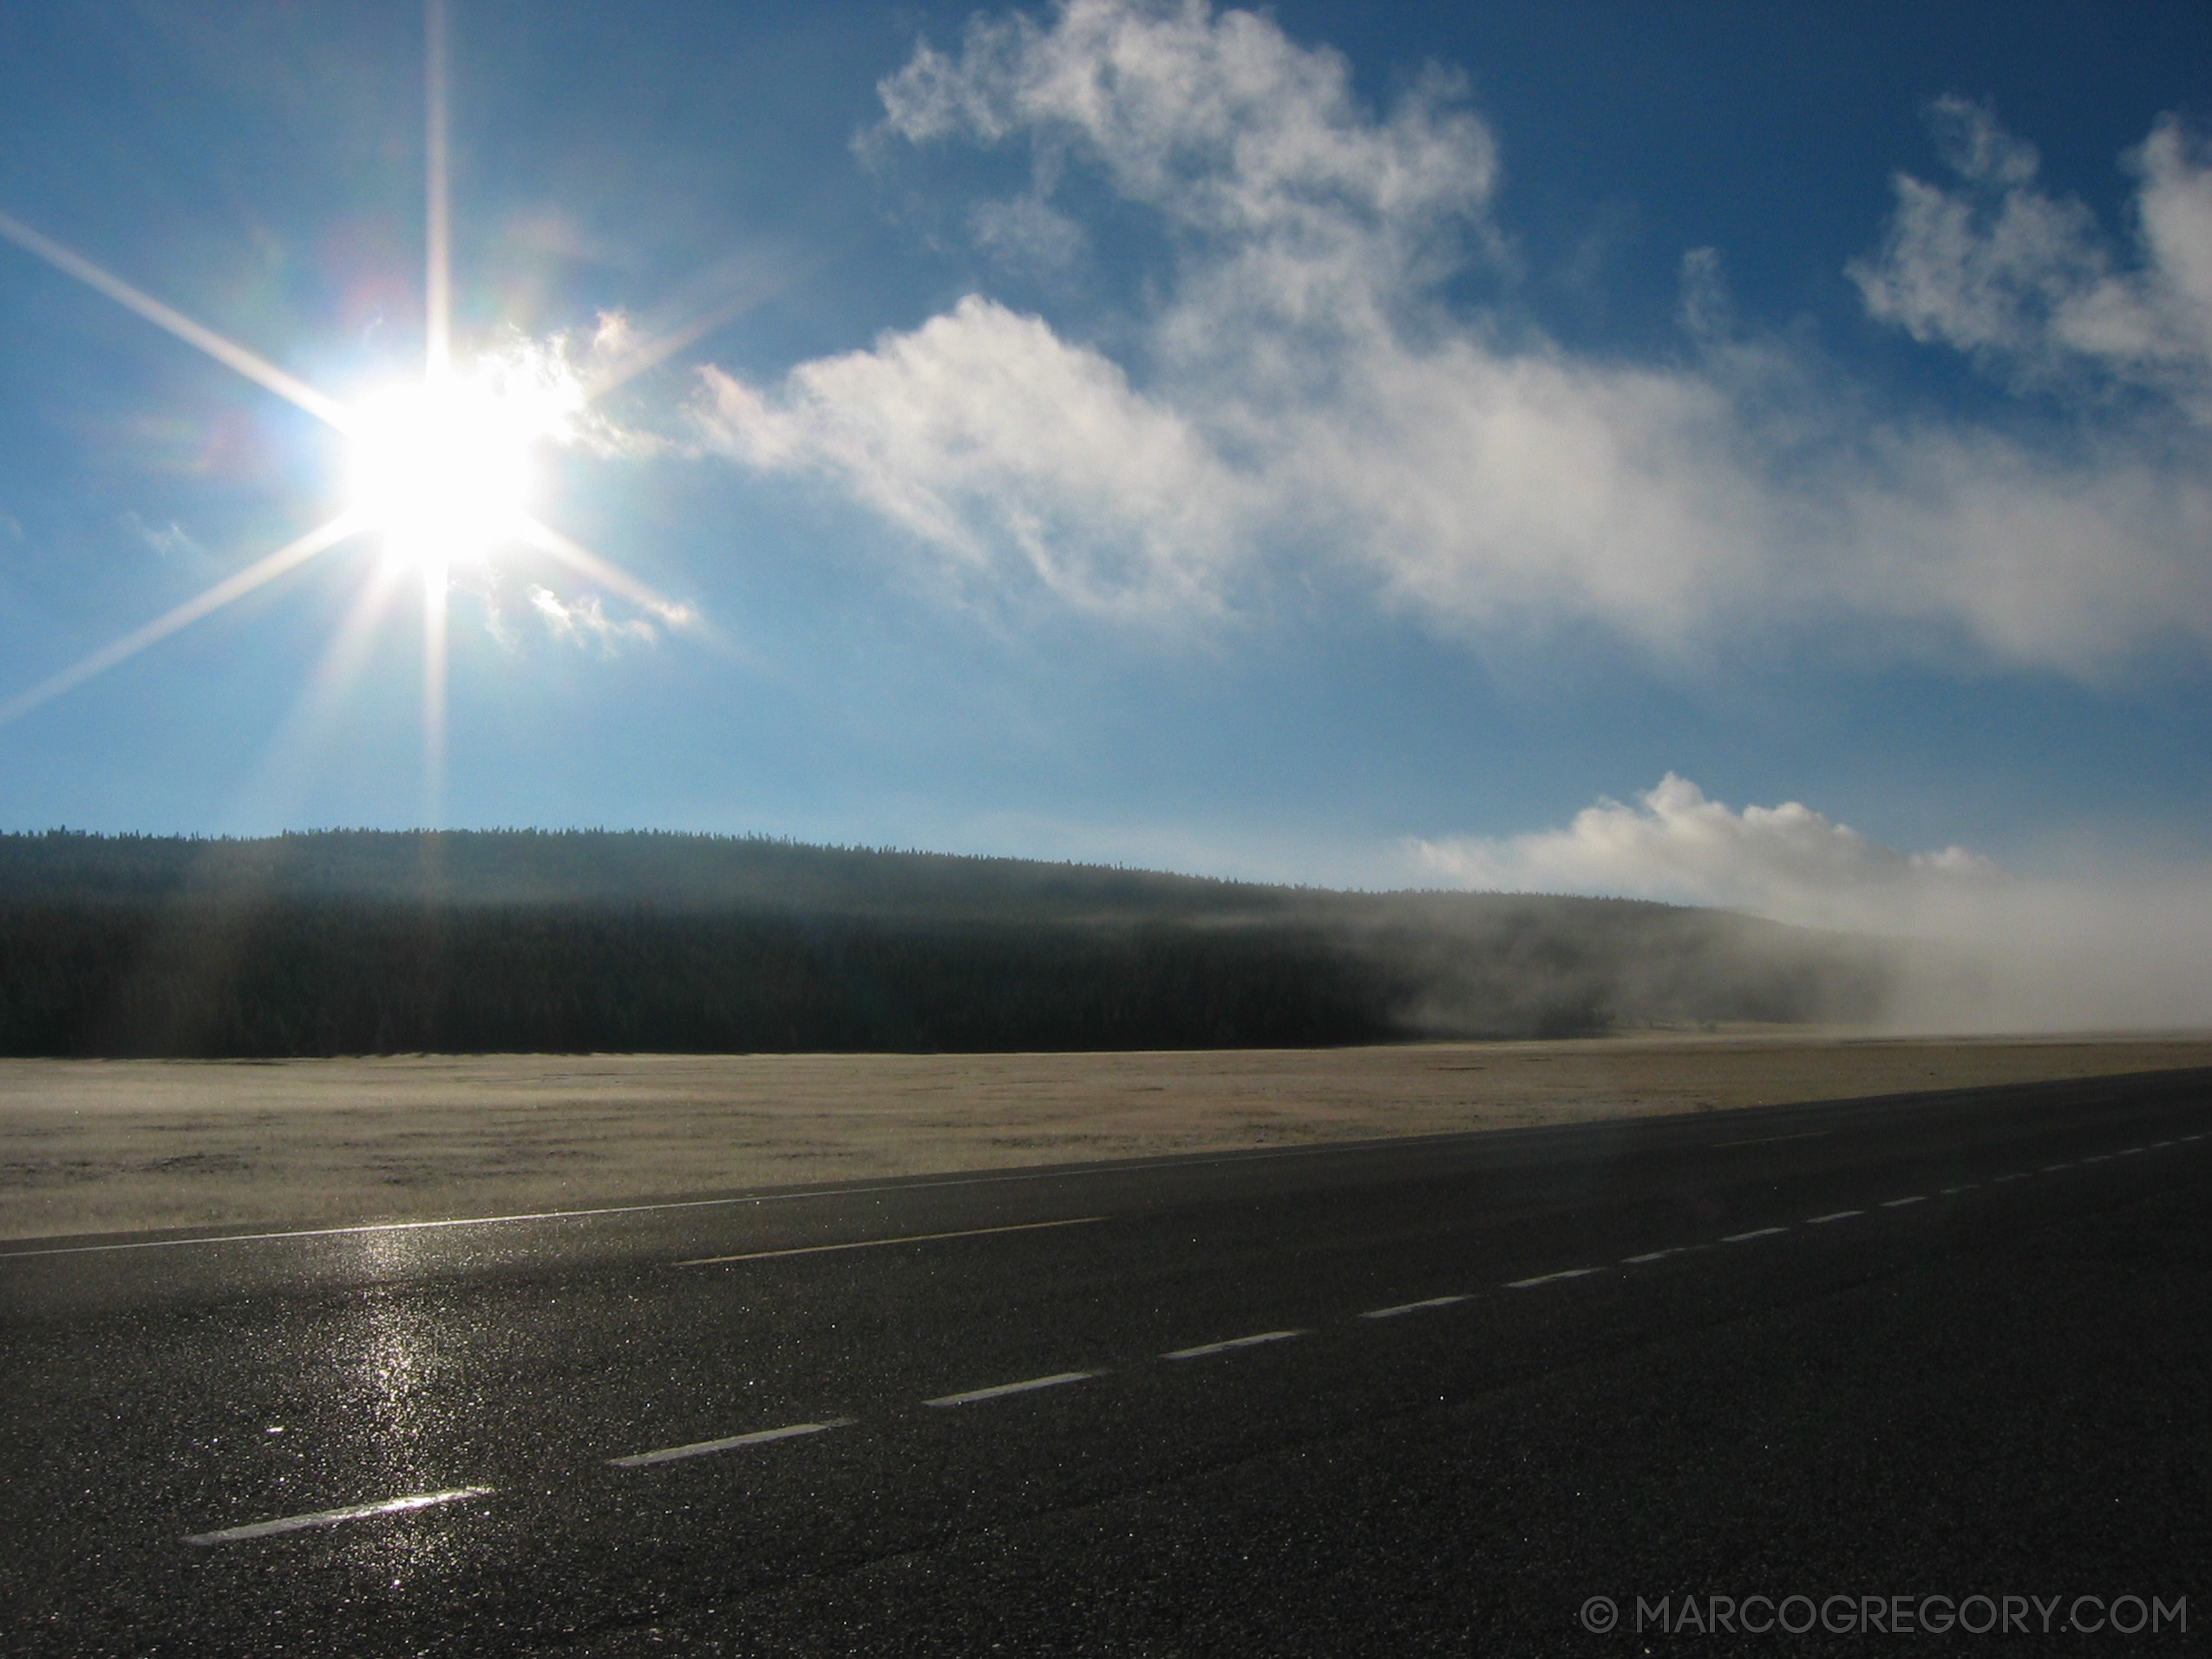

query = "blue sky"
[1,1,2208,977]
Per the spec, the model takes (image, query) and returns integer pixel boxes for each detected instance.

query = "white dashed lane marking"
[925,1372,1099,1408]
[609,1419,854,1467]
[1360,1295,1471,1320]
[1506,1268,1602,1289]
[171,1120,2212,1547]
[1163,1329,1306,1360]
[184,1486,492,1546]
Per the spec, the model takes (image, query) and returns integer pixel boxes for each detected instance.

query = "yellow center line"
[1709,1129,1834,1149]
[673,1215,1109,1268]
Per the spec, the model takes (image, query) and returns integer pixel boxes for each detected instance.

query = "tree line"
[0,831,1891,1056]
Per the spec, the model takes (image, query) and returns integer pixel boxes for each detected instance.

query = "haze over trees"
[0,830,1891,1057]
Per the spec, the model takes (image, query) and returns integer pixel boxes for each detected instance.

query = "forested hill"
[0,830,1895,1057]
[0,828,1291,918]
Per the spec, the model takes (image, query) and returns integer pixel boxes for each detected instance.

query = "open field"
[4,1029,2209,1241]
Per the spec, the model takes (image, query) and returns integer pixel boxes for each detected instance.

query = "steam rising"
[1415,776,2212,1035]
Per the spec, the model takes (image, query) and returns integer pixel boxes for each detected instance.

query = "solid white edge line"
[673,1216,1105,1268]
[1940,1185,1979,1195]
[1806,1211,1863,1224]
[1880,1196,1927,1207]
[1162,1329,1307,1360]
[1622,1249,1681,1264]
[2084,1154,2114,1161]
[2042,1164,2072,1172]
[0,1132,1566,1260]
[924,1371,1098,1408]
[1505,1268,1601,1289]
[1993,1172,2030,1181]
[609,1419,854,1467]
[1721,1227,1789,1243]
[2118,1147,2146,1155]
[1359,1296,1470,1319]
[31,1109,2210,1264]
[183,1486,490,1546]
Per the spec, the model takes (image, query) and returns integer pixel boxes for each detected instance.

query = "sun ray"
[580,245,830,405]
[0,515,361,728]
[0,210,352,432]
[422,561,448,825]
[235,559,411,820]
[517,515,693,626]
[3,4,717,777]
[424,0,452,384]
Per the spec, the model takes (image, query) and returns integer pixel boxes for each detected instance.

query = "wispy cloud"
[683,0,2209,670]
[526,585,667,652]
[120,511,206,562]
[967,195,1088,274]
[468,327,666,462]
[1852,98,2212,421]
[697,296,1248,617]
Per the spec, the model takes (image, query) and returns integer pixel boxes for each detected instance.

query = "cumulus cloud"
[1852,99,2212,421]
[1411,774,1996,933]
[1412,775,2212,1033]
[687,0,2211,666]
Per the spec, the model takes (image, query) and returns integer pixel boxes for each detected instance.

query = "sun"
[347,375,540,573]
[0,0,705,755]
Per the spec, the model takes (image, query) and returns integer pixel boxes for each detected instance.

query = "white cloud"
[120,512,206,562]
[1411,774,1996,931]
[1411,774,2212,1033]
[688,0,2212,667]
[1852,99,2212,421]
[696,295,1248,616]
[467,327,665,461]
[968,195,1087,272]
[527,585,662,652]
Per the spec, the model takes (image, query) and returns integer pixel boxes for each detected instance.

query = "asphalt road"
[3,1068,2208,1656]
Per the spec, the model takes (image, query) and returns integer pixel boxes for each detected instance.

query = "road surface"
[3,1068,2207,1655]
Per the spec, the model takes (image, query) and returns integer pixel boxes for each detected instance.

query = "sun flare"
[347,375,541,572]
[0,0,691,761]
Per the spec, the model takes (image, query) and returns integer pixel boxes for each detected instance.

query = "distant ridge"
[0,830,1892,1057]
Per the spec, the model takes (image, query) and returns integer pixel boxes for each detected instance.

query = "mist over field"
[0,829,1892,1057]
[1415,775,2212,1035]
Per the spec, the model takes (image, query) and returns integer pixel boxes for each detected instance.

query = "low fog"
[1413,774,2212,1035]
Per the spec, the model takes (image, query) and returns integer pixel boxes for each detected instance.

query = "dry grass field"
[5,1030,2209,1241]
